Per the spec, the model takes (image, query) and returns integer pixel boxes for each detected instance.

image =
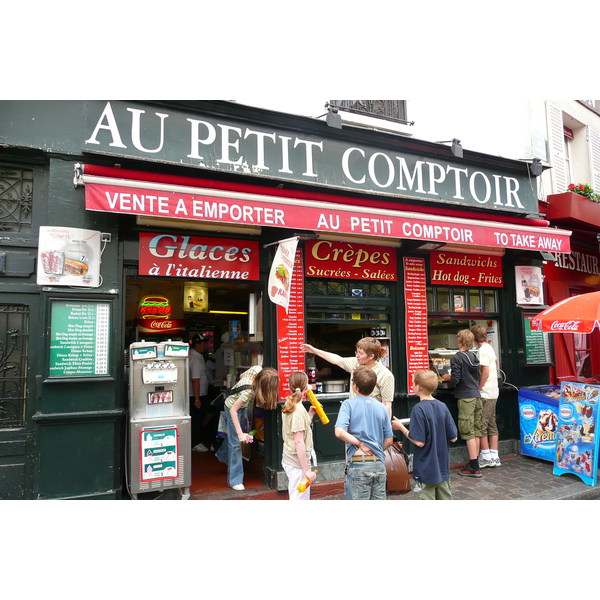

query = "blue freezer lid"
[518,385,560,406]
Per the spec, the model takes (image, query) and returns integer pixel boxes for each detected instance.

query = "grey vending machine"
[127,340,192,499]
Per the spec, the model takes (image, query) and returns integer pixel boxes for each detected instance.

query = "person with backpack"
[442,329,482,478]
[215,366,279,491]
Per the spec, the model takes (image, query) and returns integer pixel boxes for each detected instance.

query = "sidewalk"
[188,453,600,500]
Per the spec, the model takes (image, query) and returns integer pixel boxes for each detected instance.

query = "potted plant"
[545,184,600,229]
[567,183,600,202]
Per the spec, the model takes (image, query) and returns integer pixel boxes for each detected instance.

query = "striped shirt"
[224,365,261,410]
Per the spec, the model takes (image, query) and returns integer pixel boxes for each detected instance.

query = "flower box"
[545,192,600,231]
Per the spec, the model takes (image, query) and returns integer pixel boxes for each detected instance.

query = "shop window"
[0,304,28,428]
[427,286,499,315]
[0,164,33,235]
[305,280,391,298]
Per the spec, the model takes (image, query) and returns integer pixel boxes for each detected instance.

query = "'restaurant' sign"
[305,240,397,280]
[138,232,260,280]
[86,182,571,254]
[430,251,503,287]
[83,101,539,214]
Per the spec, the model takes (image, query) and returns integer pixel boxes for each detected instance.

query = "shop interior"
[125,277,266,496]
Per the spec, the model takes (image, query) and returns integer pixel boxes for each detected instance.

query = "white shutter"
[589,127,600,192]
[546,102,568,193]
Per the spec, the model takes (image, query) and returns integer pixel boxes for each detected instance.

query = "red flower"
[568,183,576,191]
[579,184,585,191]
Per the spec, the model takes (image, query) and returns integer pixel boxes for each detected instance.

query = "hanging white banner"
[267,237,299,313]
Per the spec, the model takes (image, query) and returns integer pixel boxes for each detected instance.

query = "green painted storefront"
[0,101,565,499]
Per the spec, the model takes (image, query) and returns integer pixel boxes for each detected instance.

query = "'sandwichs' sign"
[305,240,397,280]
[430,251,503,287]
[138,232,260,280]
[83,101,539,214]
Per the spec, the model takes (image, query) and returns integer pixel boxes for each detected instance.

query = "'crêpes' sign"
[305,240,397,281]
[430,251,503,287]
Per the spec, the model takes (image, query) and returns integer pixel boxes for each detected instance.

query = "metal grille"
[0,165,33,234]
[305,280,391,297]
[0,305,29,427]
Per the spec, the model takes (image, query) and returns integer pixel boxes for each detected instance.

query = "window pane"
[484,290,496,312]
[437,288,450,312]
[469,289,482,312]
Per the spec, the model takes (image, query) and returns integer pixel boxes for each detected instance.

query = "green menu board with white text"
[48,300,110,378]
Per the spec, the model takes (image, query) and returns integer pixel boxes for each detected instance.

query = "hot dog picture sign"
[37,226,102,288]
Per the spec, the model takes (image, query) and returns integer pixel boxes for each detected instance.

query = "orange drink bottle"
[306,389,330,425]
[296,469,319,493]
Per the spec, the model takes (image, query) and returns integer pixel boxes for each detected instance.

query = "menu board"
[553,381,599,486]
[140,426,179,481]
[404,257,430,394]
[276,249,305,401]
[523,313,552,365]
[49,300,110,378]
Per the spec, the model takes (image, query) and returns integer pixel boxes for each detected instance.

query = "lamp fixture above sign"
[437,139,463,158]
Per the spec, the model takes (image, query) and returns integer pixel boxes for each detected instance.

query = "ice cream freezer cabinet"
[127,341,192,499]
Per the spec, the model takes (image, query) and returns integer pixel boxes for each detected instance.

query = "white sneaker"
[192,443,209,452]
[230,484,245,491]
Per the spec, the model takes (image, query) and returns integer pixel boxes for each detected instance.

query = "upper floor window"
[329,100,408,123]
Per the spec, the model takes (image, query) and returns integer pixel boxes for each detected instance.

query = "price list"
[277,249,305,401]
[404,257,430,394]
[49,300,111,378]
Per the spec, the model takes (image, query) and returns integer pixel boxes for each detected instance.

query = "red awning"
[77,164,571,254]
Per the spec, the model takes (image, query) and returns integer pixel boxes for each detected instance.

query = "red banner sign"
[276,249,305,401]
[85,181,571,253]
[305,239,397,280]
[430,251,503,287]
[404,257,429,394]
[138,232,259,280]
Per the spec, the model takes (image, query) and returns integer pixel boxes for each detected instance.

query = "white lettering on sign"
[86,102,535,211]
[401,222,474,244]
[553,251,600,275]
[550,320,582,331]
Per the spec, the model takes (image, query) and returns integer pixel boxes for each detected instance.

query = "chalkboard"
[48,300,111,378]
[523,312,552,365]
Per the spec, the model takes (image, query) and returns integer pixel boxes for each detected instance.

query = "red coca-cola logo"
[550,320,581,331]
[137,318,186,332]
[150,320,174,329]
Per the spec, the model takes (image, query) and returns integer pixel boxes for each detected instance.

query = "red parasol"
[531,291,600,334]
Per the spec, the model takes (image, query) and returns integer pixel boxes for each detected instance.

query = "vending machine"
[127,340,192,499]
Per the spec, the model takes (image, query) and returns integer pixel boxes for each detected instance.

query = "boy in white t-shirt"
[471,325,501,467]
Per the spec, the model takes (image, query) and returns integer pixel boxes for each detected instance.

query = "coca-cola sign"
[137,318,186,333]
[550,320,582,331]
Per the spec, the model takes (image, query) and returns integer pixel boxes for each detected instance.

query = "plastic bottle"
[306,389,330,425]
[296,469,319,493]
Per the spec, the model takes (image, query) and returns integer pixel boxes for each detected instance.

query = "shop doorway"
[124,275,267,496]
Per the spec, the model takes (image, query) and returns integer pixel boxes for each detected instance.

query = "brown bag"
[384,441,411,494]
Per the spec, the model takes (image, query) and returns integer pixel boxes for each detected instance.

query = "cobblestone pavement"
[186,453,600,500]
[325,453,600,501]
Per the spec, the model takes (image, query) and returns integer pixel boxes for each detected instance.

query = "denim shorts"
[344,460,387,500]
[457,397,483,440]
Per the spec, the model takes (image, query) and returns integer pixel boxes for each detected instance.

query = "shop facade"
[0,100,572,498]
[542,192,600,382]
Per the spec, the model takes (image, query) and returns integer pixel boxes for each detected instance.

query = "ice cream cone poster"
[268,237,299,313]
[553,380,599,486]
